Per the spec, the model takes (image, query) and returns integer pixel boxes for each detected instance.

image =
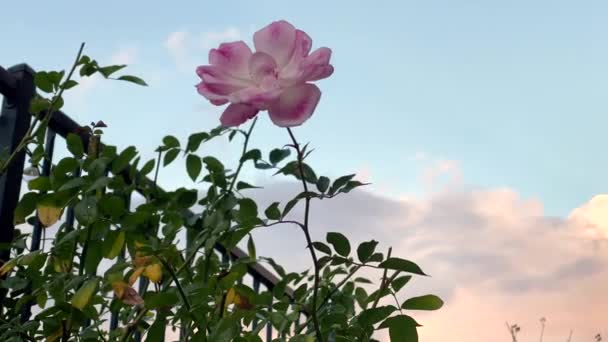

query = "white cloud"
[200,27,242,49]
[243,167,608,341]
[164,27,243,72]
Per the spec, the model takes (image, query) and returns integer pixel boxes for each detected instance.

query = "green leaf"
[71,278,98,310]
[316,176,330,193]
[329,174,356,195]
[357,240,378,263]
[209,317,239,342]
[111,146,137,174]
[391,275,412,292]
[103,230,125,259]
[175,189,198,208]
[28,176,51,191]
[186,154,202,182]
[163,135,180,149]
[186,132,209,152]
[117,75,148,86]
[312,242,332,255]
[62,79,78,90]
[84,240,103,275]
[402,294,443,311]
[357,306,397,326]
[378,258,427,276]
[264,202,281,220]
[247,234,256,260]
[163,149,180,166]
[379,315,419,342]
[98,64,126,78]
[254,161,273,170]
[340,180,369,194]
[326,232,351,257]
[203,156,224,173]
[236,181,260,191]
[368,252,384,263]
[240,149,261,163]
[87,176,111,192]
[145,314,167,342]
[140,159,156,175]
[29,96,50,115]
[14,192,39,224]
[281,198,299,219]
[269,148,291,165]
[238,198,258,222]
[58,178,86,192]
[98,195,126,219]
[66,133,84,158]
[34,71,54,93]
[144,292,180,309]
[74,197,98,225]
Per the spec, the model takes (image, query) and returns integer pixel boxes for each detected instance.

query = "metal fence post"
[0,64,36,312]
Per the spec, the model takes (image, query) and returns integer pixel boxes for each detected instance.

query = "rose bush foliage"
[0,20,442,342]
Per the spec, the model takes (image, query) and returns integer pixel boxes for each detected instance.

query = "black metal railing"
[0,64,298,341]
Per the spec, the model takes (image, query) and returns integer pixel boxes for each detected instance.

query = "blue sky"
[4,2,608,340]
[2,0,608,216]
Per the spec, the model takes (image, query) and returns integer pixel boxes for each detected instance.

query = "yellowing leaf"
[0,259,17,276]
[71,278,98,310]
[51,256,71,273]
[225,287,237,309]
[143,263,162,283]
[128,266,145,286]
[233,291,253,310]
[106,231,125,259]
[46,326,63,342]
[37,204,63,227]
[224,287,253,311]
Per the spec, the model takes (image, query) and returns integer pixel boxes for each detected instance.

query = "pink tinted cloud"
[246,163,608,341]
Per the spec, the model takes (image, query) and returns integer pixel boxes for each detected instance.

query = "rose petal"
[268,84,321,127]
[303,47,332,67]
[253,20,297,68]
[297,47,333,82]
[209,41,253,77]
[220,103,259,127]
[249,52,278,84]
[229,86,282,110]
[280,30,313,79]
[196,83,229,105]
[196,67,250,96]
[301,64,334,82]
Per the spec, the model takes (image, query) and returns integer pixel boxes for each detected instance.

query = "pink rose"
[196,20,334,127]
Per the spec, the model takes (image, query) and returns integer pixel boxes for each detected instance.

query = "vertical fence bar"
[29,128,55,252]
[266,299,273,342]
[20,128,56,322]
[252,278,260,330]
[0,64,35,312]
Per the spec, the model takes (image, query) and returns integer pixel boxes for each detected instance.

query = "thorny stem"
[184,118,257,282]
[371,248,392,309]
[286,127,324,342]
[157,256,192,313]
[0,42,85,176]
[228,117,257,193]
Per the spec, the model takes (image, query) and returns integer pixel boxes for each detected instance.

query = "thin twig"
[371,248,392,309]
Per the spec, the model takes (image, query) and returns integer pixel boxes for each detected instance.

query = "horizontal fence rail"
[0,64,301,341]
